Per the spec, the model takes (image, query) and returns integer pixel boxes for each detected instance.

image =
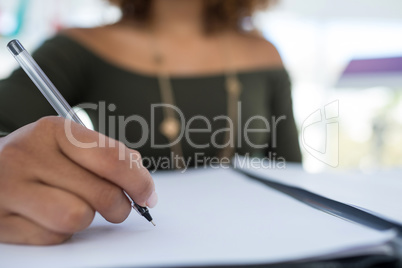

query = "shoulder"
[228,31,284,70]
[58,25,151,66]
[60,27,114,50]
[30,28,105,64]
[60,23,148,49]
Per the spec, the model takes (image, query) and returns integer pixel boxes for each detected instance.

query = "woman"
[0,0,301,245]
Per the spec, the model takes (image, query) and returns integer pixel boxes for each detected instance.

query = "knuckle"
[58,204,93,233]
[32,116,64,140]
[35,116,61,132]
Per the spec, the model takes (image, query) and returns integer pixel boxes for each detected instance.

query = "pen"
[7,39,155,226]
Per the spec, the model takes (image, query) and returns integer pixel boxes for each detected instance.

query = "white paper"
[236,157,402,225]
[0,168,396,268]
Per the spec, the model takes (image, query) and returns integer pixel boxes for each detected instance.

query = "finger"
[0,214,72,245]
[53,119,156,207]
[32,153,131,223]
[6,182,94,234]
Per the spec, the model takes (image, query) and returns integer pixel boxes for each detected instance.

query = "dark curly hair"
[109,0,274,33]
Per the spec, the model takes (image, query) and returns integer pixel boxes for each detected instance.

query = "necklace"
[151,33,242,169]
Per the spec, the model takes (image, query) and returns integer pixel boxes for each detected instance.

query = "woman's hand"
[0,116,157,245]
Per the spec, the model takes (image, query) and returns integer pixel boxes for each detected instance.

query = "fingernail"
[146,191,158,208]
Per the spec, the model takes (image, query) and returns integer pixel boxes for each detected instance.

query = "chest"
[85,70,273,121]
[82,69,275,157]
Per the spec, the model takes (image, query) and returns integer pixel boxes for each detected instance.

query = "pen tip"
[151,220,156,226]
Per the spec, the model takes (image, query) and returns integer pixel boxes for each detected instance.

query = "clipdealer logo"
[63,101,288,162]
[301,100,339,167]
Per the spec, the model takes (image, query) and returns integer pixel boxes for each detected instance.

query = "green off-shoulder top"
[0,34,302,170]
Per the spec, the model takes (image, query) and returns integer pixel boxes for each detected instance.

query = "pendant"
[160,117,180,140]
[226,76,242,97]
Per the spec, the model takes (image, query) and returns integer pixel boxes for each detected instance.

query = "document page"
[0,168,396,268]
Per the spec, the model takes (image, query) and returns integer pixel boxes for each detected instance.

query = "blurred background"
[1,0,401,173]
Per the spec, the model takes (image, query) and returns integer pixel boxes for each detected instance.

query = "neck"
[151,0,204,37]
